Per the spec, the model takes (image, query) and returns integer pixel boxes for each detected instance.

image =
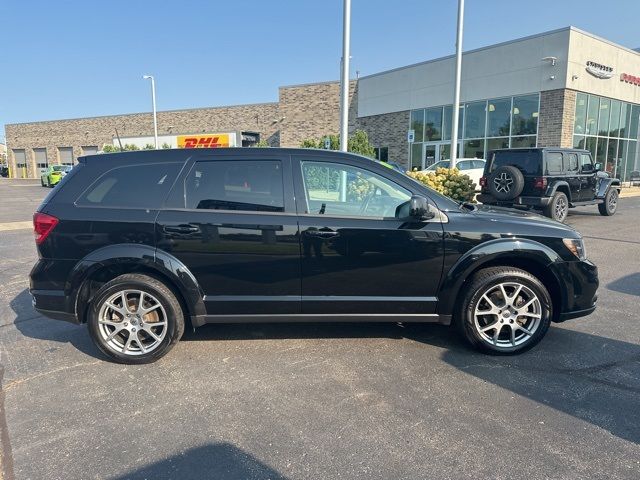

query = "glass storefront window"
[442,105,463,141]
[511,136,537,148]
[585,137,597,159]
[607,139,619,177]
[487,98,512,137]
[410,143,423,171]
[630,105,640,140]
[619,103,629,138]
[463,139,484,159]
[410,110,425,143]
[586,95,599,135]
[464,101,486,139]
[486,137,509,153]
[596,138,608,167]
[512,94,539,136]
[574,93,588,135]
[609,100,621,137]
[625,141,638,181]
[597,98,611,136]
[573,135,586,149]
[425,107,443,141]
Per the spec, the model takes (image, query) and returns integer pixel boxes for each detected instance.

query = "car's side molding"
[67,243,206,321]
[437,237,562,317]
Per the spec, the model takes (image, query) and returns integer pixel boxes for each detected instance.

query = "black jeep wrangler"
[477,148,621,223]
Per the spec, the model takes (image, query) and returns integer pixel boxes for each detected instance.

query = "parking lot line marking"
[0,221,32,232]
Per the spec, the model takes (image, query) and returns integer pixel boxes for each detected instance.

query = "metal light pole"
[339,0,351,152]
[450,0,465,169]
[142,75,159,149]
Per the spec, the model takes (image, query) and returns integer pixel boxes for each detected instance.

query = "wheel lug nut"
[124,322,128,326]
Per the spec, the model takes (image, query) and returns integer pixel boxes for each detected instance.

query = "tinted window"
[580,154,593,171]
[78,163,181,208]
[301,161,411,218]
[489,150,541,175]
[185,160,284,212]
[566,153,579,172]
[546,153,563,174]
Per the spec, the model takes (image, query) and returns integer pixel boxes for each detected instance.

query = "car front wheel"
[598,188,618,216]
[457,267,552,354]
[87,274,185,364]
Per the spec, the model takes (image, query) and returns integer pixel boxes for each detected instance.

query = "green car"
[41,165,72,187]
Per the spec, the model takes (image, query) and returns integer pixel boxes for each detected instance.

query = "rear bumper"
[477,193,551,208]
[30,288,80,324]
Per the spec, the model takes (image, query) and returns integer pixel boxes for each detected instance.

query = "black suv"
[30,149,598,363]
[477,148,621,222]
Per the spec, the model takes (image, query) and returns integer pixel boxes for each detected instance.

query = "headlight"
[563,238,587,260]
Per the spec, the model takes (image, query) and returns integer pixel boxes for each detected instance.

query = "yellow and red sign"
[177,134,230,149]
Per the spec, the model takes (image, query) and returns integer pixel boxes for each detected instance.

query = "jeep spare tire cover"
[488,165,525,200]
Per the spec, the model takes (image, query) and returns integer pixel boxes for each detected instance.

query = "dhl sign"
[177,134,230,149]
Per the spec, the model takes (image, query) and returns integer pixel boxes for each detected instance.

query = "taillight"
[533,177,547,189]
[479,176,487,187]
[33,212,59,245]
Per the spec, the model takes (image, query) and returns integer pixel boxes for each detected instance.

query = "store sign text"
[620,73,640,87]
[585,61,614,79]
[177,134,230,148]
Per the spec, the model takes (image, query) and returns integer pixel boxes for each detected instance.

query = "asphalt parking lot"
[0,178,639,480]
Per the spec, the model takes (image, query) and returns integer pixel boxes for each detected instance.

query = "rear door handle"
[164,224,200,234]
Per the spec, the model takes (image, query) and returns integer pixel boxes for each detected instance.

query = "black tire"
[543,191,569,223]
[488,166,524,200]
[456,267,552,355]
[598,188,618,216]
[87,274,185,364]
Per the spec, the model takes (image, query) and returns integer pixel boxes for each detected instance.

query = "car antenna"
[114,128,124,150]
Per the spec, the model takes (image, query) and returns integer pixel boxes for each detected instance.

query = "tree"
[299,130,376,159]
[143,144,155,150]
[161,143,172,149]
[252,139,270,147]
[300,138,320,149]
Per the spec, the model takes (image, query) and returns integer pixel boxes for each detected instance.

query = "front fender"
[596,178,621,198]
[67,243,206,321]
[437,238,562,316]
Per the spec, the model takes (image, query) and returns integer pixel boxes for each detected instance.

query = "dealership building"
[5,26,640,180]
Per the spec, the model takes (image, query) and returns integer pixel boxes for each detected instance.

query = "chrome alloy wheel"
[493,172,513,193]
[473,282,542,348]
[555,196,568,220]
[608,189,618,212]
[97,290,168,355]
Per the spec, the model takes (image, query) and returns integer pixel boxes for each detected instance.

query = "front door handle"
[164,224,200,234]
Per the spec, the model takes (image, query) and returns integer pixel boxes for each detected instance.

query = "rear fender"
[437,238,563,316]
[546,181,571,202]
[67,244,205,322]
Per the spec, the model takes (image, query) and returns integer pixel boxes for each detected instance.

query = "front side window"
[580,154,593,171]
[301,161,411,218]
[185,160,284,212]
[78,163,181,208]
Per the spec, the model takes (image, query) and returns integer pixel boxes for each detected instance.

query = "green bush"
[299,130,375,159]
[408,167,476,202]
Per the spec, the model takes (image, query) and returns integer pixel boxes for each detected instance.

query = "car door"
[155,153,301,315]
[578,153,597,200]
[563,152,581,201]
[292,154,445,315]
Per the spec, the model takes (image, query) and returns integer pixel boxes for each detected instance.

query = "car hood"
[465,204,580,237]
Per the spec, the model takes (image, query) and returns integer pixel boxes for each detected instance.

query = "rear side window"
[77,163,181,208]
[489,150,541,175]
[184,160,284,212]
[545,153,563,174]
[566,153,579,172]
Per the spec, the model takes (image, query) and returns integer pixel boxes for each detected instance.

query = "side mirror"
[409,195,435,220]
[594,162,603,172]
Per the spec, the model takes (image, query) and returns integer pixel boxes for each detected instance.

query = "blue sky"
[1,0,639,142]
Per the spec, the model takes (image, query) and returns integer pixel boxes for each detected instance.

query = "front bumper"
[551,259,599,323]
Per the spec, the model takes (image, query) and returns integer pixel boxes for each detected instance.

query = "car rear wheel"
[456,267,552,354]
[87,274,185,364]
[543,191,568,223]
[598,188,618,216]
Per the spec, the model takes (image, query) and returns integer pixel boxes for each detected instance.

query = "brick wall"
[6,102,280,178]
[538,89,576,148]
[355,111,410,167]
[278,80,357,147]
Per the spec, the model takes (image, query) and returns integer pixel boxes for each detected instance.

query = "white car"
[423,158,485,188]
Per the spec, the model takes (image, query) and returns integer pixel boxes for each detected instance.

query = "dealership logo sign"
[585,61,614,79]
[620,72,640,87]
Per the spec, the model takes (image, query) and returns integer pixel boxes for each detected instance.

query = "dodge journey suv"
[30,149,598,363]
